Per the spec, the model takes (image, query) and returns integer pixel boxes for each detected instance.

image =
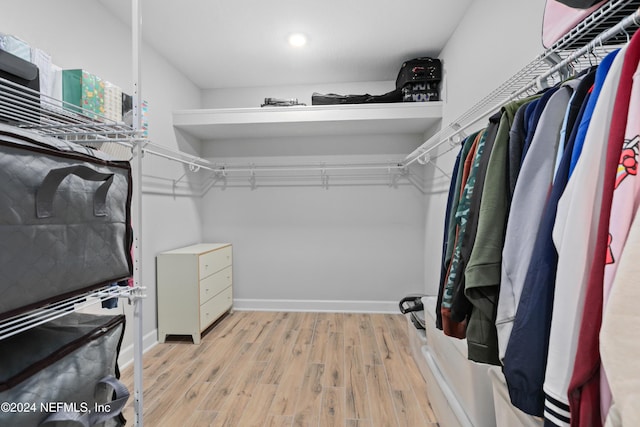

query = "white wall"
[199,88,429,311]
[1,0,203,362]
[421,0,548,294]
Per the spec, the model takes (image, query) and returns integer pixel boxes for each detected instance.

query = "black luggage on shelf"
[396,57,441,103]
[261,97,306,107]
[396,57,442,88]
[311,88,403,106]
[402,82,440,102]
[311,56,441,105]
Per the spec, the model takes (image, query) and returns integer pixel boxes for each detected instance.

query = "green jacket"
[464,95,538,365]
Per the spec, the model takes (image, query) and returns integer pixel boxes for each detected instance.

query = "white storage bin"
[421,296,497,427]
[488,367,543,427]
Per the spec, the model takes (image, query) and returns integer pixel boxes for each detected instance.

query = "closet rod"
[215,163,407,175]
[140,140,409,174]
[401,7,640,168]
[141,141,216,171]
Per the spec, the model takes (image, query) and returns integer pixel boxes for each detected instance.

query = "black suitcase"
[402,82,440,102]
[396,57,442,89]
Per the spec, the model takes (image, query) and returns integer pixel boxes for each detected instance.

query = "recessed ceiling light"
[288,33,307,47]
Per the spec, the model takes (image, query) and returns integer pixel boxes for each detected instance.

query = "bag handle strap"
[39,375,130,427]
[399,295,425,314]
[36,165,114,219]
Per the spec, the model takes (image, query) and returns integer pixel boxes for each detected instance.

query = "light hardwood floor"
[120,311,438,427]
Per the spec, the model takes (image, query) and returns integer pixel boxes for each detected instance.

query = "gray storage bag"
[0,123,133,320]
[0,312,128,426]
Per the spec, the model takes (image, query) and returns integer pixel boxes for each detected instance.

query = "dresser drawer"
[200,286,232,331]
[200,266,232,304]
[199,246,232,279]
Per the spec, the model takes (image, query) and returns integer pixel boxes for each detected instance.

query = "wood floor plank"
[235,383,278,427]
[324,332,344,387]
[120,311,440,427]
[358,314,382,366]
[186,410,218,427]
[243,311,280,344]
[309,314,330,364]
[385,312,412,343]
[199,342,256,411]
[344,344,370,420]
[296,312,318,331]
[343,313,361,348]
[261,327,301,384]
[319,387,345,427]
[386,315,438,424]
[255,312,291,362]
[291,363,325,427]
[269,327,315,416]
[200,327,251,383]
[156,380,216,427]
[265,415,294,427]
[370,314,409,392]
[391,389,434,427]
[365,364,399,427]
[209,361,269,427]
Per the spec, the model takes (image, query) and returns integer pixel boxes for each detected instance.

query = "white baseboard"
[233,298,399,313]
[118,329,158,370]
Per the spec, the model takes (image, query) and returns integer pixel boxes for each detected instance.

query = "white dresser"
[157,243,233,344]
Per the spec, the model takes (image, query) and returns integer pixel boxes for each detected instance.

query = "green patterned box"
[62,69,105,120]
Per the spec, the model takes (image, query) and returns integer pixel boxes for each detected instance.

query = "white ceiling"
[97,0,473,90]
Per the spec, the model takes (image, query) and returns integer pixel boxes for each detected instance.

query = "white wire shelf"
[0,285,146,341]
[403,1,640,166]
[0,75,139,142]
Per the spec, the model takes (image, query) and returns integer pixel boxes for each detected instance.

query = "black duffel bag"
[311,88,402,105]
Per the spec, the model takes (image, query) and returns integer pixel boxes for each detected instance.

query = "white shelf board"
[172,102,443,140]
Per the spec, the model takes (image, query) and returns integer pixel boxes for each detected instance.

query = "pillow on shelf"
[542,0,607,48]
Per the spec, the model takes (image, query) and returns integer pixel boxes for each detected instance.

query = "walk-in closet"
[1,1,639,426]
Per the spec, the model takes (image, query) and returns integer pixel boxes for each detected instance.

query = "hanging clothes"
[507,97,539,198]
[449,111,503,324]
[569,30,640,427]
[599,42,640,421]
[441,130,487,337]
[496,81,577,366]
[499,78,581,416]
[435,144,464,331]
[463,95,538,365]
[600,207,640,427]
[436,133,478,333]
[542,50,619,427]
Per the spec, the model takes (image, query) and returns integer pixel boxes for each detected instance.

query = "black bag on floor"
[399,294,427,330]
